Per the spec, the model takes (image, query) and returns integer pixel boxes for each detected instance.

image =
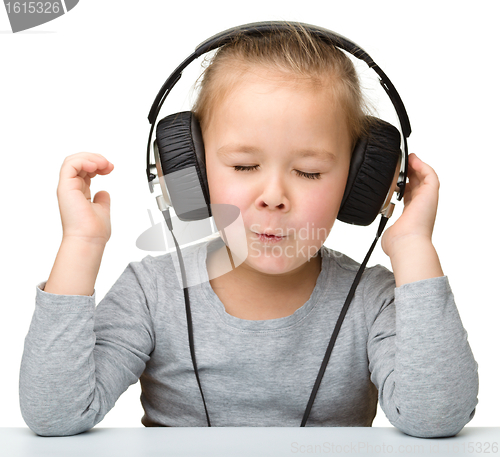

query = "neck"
[208,245,323,320]
[210,245,322,292]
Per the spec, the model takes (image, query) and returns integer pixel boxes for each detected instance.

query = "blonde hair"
[192,23,374,152]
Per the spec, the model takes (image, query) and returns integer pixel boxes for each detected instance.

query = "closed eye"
[233,165,321,180]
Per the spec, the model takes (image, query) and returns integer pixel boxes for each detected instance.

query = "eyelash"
[233,165,321,180]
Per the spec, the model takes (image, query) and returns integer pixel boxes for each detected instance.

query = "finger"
[409,154,437,178]
[407,156,433,191]
[62,159,98,181]
[61,152,107,173]
[402,180,414,207]
[93,190,111,211]
[407,154,425,176]
[409,154,440,189]
[68,174,91,199]
[61,152,111,168]
[64,152,107,161]
[88,160,114,178]
[61,156,114,181]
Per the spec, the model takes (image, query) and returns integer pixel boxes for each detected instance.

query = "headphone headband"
[194,22,374,60]
[148,22,410,134]
[147,21,411,197]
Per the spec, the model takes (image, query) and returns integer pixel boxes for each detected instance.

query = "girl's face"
[203,68,352,277]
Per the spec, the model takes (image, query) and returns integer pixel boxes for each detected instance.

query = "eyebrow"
[216,144,337,162]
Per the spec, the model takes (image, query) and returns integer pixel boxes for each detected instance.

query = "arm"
[388,236,444,288]
[20,258,156,436]
[20,153,151,435]
[44,237,105,296]
[369,153,478,437]
[44,152,114,296]
[365,268,478,438]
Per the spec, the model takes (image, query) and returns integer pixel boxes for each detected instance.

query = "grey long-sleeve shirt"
[19,236,479,437]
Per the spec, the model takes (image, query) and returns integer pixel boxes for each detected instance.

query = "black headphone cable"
[161,207,212,427]
[300,210,391,426]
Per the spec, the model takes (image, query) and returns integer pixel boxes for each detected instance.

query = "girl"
[19,23,478,437]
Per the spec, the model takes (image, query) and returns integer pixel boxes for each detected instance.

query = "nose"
[256,176,289,211]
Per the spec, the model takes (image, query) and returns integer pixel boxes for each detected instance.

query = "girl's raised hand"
[381,153,440,258]
[56,152,114,246]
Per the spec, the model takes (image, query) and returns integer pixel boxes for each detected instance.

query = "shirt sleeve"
[363,266,479,438]
[19,257,157,436]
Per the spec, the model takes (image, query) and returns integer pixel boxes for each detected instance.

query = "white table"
[2,427,498,456]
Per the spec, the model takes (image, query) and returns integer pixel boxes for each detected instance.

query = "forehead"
[216,143,338,163]
[214,67,341,119]
[203,71,350,162]
[205,62,333,111]
[212,67,339,123]
[220,64,332,100]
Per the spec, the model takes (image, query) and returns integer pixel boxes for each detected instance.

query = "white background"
[1,0,498,429]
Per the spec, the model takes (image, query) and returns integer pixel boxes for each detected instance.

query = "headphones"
[144,21,411,427]
[146,21,410,227]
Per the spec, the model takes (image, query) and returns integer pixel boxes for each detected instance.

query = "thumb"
[93,190,111,210]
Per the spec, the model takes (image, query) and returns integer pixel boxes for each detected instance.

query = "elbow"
[26,423,93,437]
[19,377,105,436]
[21,409,96,437]
[398,423,466,439]
[20,398,101,437]
[392,406,477,439]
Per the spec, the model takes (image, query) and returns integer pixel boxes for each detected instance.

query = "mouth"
[251,231,287,244]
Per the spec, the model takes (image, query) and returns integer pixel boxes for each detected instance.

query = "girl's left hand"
[381,153,440,258]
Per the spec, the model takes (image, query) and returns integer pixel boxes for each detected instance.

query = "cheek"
[294,173,349,246]
[300,177,347,219]
[206,157,246,206]
[297,194,336,242]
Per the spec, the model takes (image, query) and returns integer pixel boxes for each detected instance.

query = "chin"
[243,249,307,276]
[244,258,295,276]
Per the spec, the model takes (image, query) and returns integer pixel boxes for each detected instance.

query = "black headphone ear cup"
[156,111,211,221]
[337,118,401,226]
